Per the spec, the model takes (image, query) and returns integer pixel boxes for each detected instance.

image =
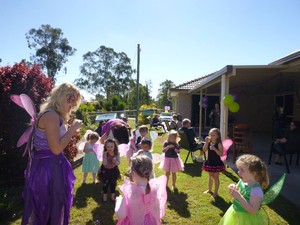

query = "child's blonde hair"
[209,128,221,145]
[236,154,269,189]
[87,132,100,141]
[167,130,180,143]
[130,153,153,194]
[40,83,81,121]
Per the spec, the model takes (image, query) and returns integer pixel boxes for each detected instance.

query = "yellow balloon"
[223,94,234,105]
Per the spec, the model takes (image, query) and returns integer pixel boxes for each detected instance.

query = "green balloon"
[229,102,240,113]
[223,94,234,105]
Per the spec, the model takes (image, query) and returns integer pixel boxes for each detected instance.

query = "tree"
[0,62,54,186]
[124,80,154,110]
[75,45,134,100]
[157,79,175,109]
[26,24,77,80]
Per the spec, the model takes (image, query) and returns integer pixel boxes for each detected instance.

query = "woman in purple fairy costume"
[22,83,83,225]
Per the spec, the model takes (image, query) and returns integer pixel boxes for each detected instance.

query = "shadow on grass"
[223,170,239,183]
[167,188,191,218]
[182,162,203,177]
[267,195,300,225]
[73,182,119,224]
[212,196,231,216]
[0,186,23,225]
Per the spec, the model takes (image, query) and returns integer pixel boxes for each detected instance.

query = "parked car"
[95,112,127,122]
[159,112,173,122]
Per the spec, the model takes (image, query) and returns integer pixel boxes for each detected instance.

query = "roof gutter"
[188,65,233,94]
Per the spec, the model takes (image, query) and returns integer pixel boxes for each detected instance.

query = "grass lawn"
[3,132,300,225]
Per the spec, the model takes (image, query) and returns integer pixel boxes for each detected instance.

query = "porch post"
[220,74,229,139]
[199,89,203,138]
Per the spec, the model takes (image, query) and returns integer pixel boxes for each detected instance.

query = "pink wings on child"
[221,139,233,161]
[115,175,167,225]
[10,94,37,157]
[152,153,164,164]
[77,130,104,161]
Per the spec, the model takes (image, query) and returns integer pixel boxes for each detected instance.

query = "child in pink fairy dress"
[159,130,184,190]
[115,154,167,225]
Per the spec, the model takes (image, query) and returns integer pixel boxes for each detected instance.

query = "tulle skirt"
[159,157,184,173]
[219,205,269,225]
[22,151,75,225]
[82,152,100,173]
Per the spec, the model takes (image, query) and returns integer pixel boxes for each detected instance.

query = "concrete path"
[225,133,300,208]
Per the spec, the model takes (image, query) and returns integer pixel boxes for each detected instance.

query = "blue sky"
[1,0,300,99]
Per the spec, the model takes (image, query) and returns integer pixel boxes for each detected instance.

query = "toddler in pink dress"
[115,154,167,225]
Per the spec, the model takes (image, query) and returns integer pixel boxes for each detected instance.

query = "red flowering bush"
[63,116,80,162]
[0,62,54,186]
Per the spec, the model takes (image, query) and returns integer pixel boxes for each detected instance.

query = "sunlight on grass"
[6,132,300,225]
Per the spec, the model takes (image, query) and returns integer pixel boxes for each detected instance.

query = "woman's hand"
[70,119,83,134]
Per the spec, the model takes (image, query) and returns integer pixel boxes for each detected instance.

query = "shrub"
[63,117,80,162]
[0,62,54,186]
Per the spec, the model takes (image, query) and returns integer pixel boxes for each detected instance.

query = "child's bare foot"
[111,194,116,202]
[204,190,213,195]
[212,193,218,198]
[102,194,107,202]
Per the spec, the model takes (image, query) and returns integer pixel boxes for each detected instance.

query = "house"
[169,50,300,139]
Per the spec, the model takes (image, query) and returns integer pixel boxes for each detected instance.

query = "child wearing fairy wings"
[219,154,270,225]
[115,154,167,225]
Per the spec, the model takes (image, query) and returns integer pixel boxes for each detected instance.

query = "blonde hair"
[40,83,81,121]
[236,154,269,189]
[167,130,180,143]
[130,153,153,194]
[87,132,100,141]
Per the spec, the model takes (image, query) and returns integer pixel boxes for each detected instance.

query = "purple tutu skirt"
[202,161,226,173]
[159,157,184,173]
[22,150,76,225]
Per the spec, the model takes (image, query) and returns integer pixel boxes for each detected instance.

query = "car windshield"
[95,113,117,121]
[161,113,172,117]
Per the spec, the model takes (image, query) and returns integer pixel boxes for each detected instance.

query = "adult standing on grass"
[21,83,83,225]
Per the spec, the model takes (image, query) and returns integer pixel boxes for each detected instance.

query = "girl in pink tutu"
[115,154,167,225]
[159,130,184,190]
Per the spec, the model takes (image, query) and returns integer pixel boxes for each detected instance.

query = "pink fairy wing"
[149,175,167,218]
[119,144,129,157]
[10,95,24,108]
[19,94,36,120]
[221,139,233,161]
[93,143,104,161]
[77,142,86,152]
[152,153,164,164]
[77,130,94,152]
[17,126,34,147]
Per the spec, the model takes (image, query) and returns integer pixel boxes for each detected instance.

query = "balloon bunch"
[202,96,208,108]
[223,94,240,113]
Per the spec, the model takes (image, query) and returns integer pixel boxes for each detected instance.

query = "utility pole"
[135,44,140,125]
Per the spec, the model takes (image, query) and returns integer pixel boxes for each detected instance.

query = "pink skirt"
[159,157,184,173]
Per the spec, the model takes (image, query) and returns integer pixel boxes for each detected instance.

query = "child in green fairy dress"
[219,154,270,225]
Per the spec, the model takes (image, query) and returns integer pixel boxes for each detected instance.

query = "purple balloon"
[202,96,208,103]
[232,93,238,101]
[202,102,208,108]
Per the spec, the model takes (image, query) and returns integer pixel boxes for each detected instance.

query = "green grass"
[4,132,300,225]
